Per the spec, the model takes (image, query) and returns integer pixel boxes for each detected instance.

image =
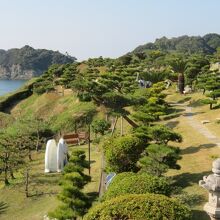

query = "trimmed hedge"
[85,194,191,220]
[102,172,172,201]
[103,135,144,172]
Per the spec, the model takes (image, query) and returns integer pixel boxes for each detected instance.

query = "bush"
[102,172,172,201]
[84,194,191,220]
[91,119,110,136]
[103,135,144,172]
[139,144,181,176]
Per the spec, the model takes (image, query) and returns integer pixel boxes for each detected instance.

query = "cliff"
[0,45,76,79]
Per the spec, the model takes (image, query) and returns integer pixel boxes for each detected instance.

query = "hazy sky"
[0,0,219,60]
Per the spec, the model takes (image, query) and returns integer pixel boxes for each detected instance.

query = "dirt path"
[172,103,220,146]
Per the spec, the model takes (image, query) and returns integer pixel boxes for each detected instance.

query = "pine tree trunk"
[25,169,29,197]
[111,116,118,136]
[120,116,124,136]
[123,115,138,128]
[28,148,32,161]
[4,155,9,185]
[178,73,185,94]
[36,132,40,151]
[10,169,15,179]
[4,170,9,185]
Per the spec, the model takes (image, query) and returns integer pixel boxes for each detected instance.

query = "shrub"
[139,144,181,176]
[103,135,145,172]
[91,119,110,136]
[84,194,191,220]
[102,172,172,201]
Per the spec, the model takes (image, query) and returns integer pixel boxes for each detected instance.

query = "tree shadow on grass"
[87,191,99,204]
[181,143,216,155]
[173,171,211,188]
[165,120,179,129]
[167,107,185,114]
[188,99,206,108]
[0,202,8,215]
[183,111,205,117]
[192,210,209,220]
[177,96,192,103]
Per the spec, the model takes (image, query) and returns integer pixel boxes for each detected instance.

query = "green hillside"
[1,34,220,219]
[0,45,76,79]
[133,33,220,55]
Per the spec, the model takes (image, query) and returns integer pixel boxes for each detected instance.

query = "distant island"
[0,45,76,79]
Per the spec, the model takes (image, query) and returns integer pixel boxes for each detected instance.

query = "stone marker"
[201,120,210,124]
[199,158,220,220]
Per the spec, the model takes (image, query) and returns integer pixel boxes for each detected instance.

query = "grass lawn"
[165,88,220,219]
[0,143,101,220]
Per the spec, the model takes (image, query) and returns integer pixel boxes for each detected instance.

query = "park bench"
[63,132,89,145]
[63,133,80,145]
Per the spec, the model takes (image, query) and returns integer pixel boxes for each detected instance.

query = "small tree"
[197,71,220,109]
[49,150,91,220]
[0,131,25,185]
[149,125,182,144]
[91,119,110,137]
[138,144,181,177]
[167,56,187,94]
[103,135,144,173]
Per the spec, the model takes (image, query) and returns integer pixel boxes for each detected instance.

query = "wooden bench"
[63,133,80,145]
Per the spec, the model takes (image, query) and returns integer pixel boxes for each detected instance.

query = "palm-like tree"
[168,57,187,94]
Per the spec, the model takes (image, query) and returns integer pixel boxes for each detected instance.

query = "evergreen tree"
[49,150,91,220]
[197,71,220,109]
[138,144,181,177]
[0,130,25,185]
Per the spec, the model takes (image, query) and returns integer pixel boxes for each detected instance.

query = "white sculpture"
[57,138,68,172]
[45,138,68,173]
[45,139,57,173]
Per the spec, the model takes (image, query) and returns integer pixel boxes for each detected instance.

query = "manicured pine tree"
[197,71,220,109]
[49,150,91,220]
[138,143,181,177]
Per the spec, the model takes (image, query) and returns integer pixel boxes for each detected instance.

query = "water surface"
[0,80,27,96]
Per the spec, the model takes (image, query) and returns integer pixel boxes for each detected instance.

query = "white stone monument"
[45,139,57,173]
[45,138,68,173]
[57,138,68,172]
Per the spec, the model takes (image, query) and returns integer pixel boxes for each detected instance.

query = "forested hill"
[0,45,76,79]
[133,33,220,55]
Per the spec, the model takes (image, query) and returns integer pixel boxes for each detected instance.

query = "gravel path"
[184,106,220,146]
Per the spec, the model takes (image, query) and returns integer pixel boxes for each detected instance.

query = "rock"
[201,120,210,124]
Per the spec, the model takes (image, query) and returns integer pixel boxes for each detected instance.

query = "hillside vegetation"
[0,45,76,79]
[133,33,220,54]
[1,33,220,219]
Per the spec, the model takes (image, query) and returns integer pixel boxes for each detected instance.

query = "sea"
[0,80,27,96]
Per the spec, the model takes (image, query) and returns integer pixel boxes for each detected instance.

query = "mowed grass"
[0,143,101,220]
[164,88,220,219]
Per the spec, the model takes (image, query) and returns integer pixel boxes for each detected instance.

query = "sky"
[0,0,220,61]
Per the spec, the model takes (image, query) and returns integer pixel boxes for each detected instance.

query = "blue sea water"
[0,80,27,96]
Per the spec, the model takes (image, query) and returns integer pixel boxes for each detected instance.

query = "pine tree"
[197,71,220,109]
[49,150,91,220]
[138,144,181,177]
[0,130,25,185]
